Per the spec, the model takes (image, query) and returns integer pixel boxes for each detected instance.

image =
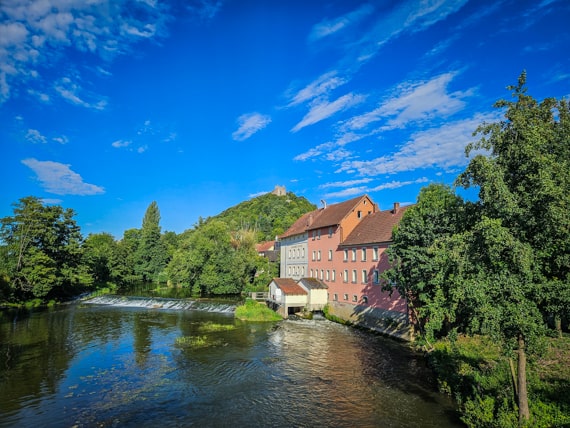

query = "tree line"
[0,193,314,303]
[384,72,570,425]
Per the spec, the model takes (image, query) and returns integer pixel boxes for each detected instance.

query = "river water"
[0,297,461,427]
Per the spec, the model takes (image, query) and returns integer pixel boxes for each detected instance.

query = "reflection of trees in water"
[0,307,75,415]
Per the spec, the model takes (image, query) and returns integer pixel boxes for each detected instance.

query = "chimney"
[308,213,314,226]
[321,199,327,209]
[393,202,400,213]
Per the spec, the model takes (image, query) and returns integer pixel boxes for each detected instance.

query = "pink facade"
[306,200,409,316]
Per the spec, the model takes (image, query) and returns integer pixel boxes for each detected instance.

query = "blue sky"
[1,0,569,239]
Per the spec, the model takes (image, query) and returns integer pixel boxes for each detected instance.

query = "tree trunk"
[518,335,530,423]
[554,314,562,338]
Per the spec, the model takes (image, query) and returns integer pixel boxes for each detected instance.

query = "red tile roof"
[271,278,308,295]
[341,204,412,246]
[255,241,274,252]
[307,195,368,230]
[279,209,320,238]
[298,277,328,290]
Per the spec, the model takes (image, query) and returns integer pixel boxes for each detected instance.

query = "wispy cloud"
[187,0,224,21]
[22,158,105,195]
[112,139,132,148]
[322,177,429,200]
[232,112,272,141]
[286,71,349,107]
[54,77,107,110]
[320,178,373,189]
[0,0,171,104]
[342,72,473,132]
[309,3,374,42]
[338,113,499,177]
[291,93,365,133]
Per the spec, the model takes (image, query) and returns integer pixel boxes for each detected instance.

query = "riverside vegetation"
[1,73,568,427]
[383,72,570,426]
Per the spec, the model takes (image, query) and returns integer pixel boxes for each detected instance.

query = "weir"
[83,295,236,313]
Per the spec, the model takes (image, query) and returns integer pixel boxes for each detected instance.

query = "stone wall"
[326,301,413,341]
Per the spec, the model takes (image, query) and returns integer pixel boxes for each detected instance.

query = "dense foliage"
[208,191,316,242]
[385,73,570,425]
[1,190,313,303]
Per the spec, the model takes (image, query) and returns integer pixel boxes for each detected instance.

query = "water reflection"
[0,302,461,427]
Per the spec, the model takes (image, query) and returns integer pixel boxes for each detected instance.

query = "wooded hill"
[201,191,316,242]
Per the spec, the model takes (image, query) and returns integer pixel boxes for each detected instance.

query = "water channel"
[0,296,462,427]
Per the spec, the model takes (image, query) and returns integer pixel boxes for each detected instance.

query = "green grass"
[234,299,282,322]
[428,334,570,427]
[198,321,236,332]
[175,335,224,348]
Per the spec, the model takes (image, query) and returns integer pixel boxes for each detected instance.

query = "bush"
[235,299,281,322]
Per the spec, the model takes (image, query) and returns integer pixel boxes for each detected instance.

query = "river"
[0,296,462,427]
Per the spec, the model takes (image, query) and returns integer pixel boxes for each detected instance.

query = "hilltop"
[204,189,316,242]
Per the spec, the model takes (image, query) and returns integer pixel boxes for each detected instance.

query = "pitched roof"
[279,209,320,238]
[298,277,328,290]
[340,204,412,246]
[307,195,368,230]
[255,241,274,252]
[271,278,308,295]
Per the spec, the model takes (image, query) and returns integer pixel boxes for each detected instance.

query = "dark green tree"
[455,72,569,422]
[384,183,465,343]
[82,233,117,285]
[0,196,90,300]
[135,201,169,282]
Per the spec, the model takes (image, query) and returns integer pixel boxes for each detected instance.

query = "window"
[352,295,358,302]
[326,270,330,281]
[351,248,356,261]
[302,247,305,258]
[373,270,379,284]
[343,249,348,261]
[328,249,333,261]
[320,269,324,280]
[328,226,333,237]
[362,296,368,304]
[288,267,291,275]
[317,250,321,261]
[373,247,378,261]
[343,270,348,283]
[317,229,321,240]
[332,270,336,282]
[288,249,292,259]
[310,269,314,278]
[362,270,367,283]
[333,293,338,301]
[343,293,348,301]
[352,270,357,283]
[361,248,367,261]
[357,210,362,218]
[312,230,316,240]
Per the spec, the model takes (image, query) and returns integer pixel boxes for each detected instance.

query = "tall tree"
[135,201,169,282]
[0,196,89,300]
[384,183,465,343]
[456,72,569,422]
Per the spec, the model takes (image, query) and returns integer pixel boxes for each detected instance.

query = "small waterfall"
[83,295,236,313]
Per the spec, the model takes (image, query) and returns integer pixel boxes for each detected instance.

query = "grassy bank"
[427,334,570,427]
[234,299,282,322]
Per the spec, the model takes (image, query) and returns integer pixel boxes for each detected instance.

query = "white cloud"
[320,178,373,189]
[52,135,68,144]
[286,71,348,107]
[54,77,107,110]
[112,139,132,148]
[291,93,365,132]
[232,112,272,141]
[309,4,374,42]
[22,158,105,195]
[294,130,371,162]
[369,177,429,192]
[338,113,499,177]
[0,0,171,104]
[343,72,473,132]
[25,129,47,144]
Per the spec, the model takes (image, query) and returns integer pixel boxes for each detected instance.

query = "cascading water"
[83,295,236,313]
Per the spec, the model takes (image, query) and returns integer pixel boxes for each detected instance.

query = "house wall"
[285,294,308,306]
[279,232,308,280]
[307,288,328,310]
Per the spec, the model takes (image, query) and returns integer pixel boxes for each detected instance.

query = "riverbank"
[234,298,282,321]
[426,334,570,427]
